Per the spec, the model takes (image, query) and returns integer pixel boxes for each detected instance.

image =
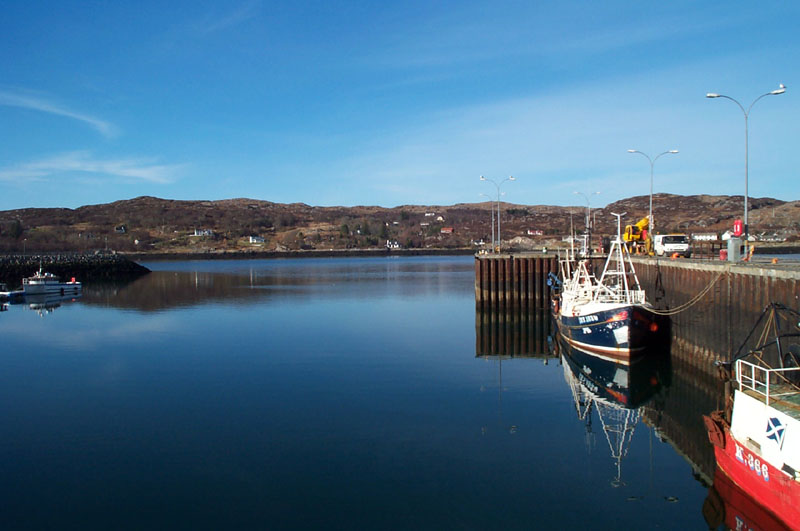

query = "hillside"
[0,194,797,254]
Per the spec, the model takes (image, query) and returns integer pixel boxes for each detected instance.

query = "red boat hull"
[713,426,800,530]
[706,465,793,531]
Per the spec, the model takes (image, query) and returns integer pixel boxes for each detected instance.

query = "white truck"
[653,234,691,257]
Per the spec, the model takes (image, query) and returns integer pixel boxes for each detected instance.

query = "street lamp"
[627,149,679,238]
[479,192,495,251]
[480,175,515,251]
[706,84,786,244]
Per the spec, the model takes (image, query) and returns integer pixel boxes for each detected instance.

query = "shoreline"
[128,243,800,261]
[126,248,478,262]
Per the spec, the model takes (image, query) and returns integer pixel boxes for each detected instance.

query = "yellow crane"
[622,216,652,254]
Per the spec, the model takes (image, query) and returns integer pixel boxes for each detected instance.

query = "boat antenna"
[610,212,626,244]
[569,210,575,259]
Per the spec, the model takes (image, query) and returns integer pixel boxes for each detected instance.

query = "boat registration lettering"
[577,374,598,394]
[735,444,770,482]
[578,315,599,324]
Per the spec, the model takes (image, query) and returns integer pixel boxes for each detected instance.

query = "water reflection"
[475,308,555,359]
[559,336,671,486]
[0,257,735,527]
[477,303,741,524]
[80,257,475,312]
[22,293,82,316]
[703,466,793,531]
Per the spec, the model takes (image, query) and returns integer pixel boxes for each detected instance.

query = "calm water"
[0,256,717,529]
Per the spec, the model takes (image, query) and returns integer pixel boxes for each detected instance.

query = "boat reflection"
[703,465,793,531]
[560,335,671,486]
[24,292,83,316]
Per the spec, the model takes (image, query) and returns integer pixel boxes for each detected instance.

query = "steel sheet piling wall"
[475,253,800,369]
[630,258,799,367]
[474,254,558,311]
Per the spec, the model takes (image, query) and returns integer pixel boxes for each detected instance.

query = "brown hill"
[0,194,797,254]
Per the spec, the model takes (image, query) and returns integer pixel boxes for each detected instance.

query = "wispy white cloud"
[196,0,261,34]
[367,7,737,69]
[320,50,799,207]
[0,90,117,137]
[0,151,184,184]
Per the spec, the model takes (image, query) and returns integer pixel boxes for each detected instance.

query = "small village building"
[692,233,718,241]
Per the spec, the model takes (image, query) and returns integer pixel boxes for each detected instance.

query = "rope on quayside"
[648,266,729,316]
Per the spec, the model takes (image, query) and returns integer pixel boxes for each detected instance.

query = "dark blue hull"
[560,335,671,408]
[558,304,669,363]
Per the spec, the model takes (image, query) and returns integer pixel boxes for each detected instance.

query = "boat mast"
[612,213,630,297]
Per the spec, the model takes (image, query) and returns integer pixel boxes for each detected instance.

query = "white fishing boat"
[22,268,82,296]
[556,213,669,364]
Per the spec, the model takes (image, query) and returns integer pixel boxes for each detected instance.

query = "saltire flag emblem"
[766,417,786,449]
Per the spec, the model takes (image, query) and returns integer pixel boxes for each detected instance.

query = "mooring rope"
[648,266,729,316]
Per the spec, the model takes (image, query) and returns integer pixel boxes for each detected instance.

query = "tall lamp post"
[627,149,679,237]
[706,84,786,244]
[479,192,495,252]
[480,175,515,252]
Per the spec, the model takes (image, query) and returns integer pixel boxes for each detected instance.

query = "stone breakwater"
[0,253,150,288]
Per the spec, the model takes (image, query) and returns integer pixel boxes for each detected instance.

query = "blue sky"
[0,1,797,211]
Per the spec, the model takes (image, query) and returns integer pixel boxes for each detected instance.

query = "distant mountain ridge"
[0,194,797,253]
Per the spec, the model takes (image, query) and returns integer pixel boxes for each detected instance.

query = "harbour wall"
[0,253,151,287]
[474,253,800,369]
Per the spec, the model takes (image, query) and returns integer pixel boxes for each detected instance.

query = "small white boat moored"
[22,268,82,296]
